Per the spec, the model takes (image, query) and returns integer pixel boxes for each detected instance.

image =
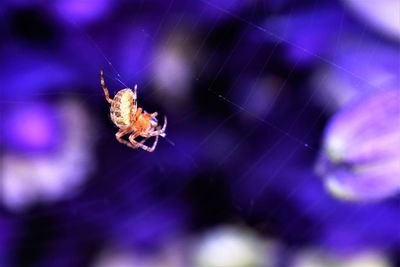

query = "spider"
[100,70,167,152]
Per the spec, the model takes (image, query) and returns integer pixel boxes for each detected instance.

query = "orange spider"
[100,70,167,152]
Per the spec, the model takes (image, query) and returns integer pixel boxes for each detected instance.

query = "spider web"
[4,0,399,265]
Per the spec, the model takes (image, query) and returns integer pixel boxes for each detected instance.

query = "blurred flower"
[1,100,95,210]
[342,0,400,42]
[92,244,185,267]
[0,47,75,101]
[152,33,193,110]
[231,75,283,121]
[191,225,278,267]
[2,104,61,153]
[310,37,399,113]
[316,89,400,201]
[292,248,391,267]
[1,0,399,265]
[93,250,138,267]
[52,0,112,24]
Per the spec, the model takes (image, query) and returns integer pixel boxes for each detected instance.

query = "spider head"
[136,113,155,132]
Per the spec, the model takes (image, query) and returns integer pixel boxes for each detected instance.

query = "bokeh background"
[1,0,399,266]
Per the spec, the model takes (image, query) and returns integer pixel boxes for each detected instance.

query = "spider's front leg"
[116,129,146,149]
[148,116,167,137]
[129,133,159,152]
[160,115,167,134]
[132,84,138,114]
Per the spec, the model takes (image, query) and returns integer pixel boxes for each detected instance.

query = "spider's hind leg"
[100,70,113,104]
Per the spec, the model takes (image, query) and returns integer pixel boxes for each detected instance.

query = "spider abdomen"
[110,89,134,129]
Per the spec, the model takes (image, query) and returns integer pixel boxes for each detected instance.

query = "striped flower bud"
[316,89,400,201]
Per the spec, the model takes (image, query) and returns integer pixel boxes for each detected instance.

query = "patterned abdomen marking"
[110,89,134,129]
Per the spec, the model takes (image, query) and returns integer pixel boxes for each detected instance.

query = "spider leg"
[135,107,143,120]
[116,129,145,149]
[147,129,164,137]
[147,116,167,137]
[100,70,112,104]
[129,134,159,152]
[160,115,167,133]
[132,84,138,114]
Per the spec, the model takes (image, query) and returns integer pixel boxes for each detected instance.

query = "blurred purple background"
[1,0,399,266]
